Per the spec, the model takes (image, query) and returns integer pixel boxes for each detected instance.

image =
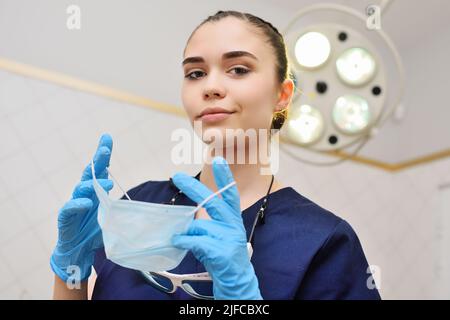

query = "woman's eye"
[184,67,250,80]
[185,70,205,80]
[230,67,250,75]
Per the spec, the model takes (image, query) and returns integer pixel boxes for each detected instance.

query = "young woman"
[51,10,381,300]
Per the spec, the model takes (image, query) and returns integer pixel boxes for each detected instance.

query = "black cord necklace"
[168,172,275,245]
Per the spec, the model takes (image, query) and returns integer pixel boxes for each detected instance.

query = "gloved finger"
[57,198,93,242]
[172,172,233,224]
[81,146,111,180]
[212,157,241,214]
[81,134,113,181]
[171,234,193,250]
[184,219,226,238]
[72,179,114,199]
[171,234,217,261]
[58,198,93,222]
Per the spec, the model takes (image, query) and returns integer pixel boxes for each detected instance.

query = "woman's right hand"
[50,134,114,283]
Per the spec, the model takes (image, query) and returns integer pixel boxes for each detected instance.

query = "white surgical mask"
[91,161,236,272]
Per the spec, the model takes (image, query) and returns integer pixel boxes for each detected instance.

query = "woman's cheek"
[182,97,199,123]
[181,87,195,116]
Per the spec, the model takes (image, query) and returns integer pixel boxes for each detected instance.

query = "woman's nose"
[203,90,224,99]
[203,71,226,99]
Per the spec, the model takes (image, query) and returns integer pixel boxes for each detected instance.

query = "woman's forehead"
[184,18,268,61]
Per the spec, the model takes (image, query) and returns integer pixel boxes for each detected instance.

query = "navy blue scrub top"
[92,177,381,300]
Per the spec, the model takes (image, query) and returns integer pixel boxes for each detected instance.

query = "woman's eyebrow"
[182,51,258,66]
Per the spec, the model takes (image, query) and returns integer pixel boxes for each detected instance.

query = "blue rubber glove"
[50,134,114,283]
[171,156,262,300]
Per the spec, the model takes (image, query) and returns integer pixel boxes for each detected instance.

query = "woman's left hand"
[171,156,262,300]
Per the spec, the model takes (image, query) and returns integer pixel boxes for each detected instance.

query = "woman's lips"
[200,112,235,123]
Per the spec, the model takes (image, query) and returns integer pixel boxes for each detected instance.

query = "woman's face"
[181,17,287,144]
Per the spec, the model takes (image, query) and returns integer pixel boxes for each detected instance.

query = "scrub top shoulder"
[92,178,381,300]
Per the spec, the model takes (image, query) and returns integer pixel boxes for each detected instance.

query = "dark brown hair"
[185,10,291,131]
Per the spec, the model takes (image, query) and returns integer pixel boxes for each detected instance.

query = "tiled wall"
[0,69,449,299]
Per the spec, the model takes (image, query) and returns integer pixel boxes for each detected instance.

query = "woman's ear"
[275,78,294,112]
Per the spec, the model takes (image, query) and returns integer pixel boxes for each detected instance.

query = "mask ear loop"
[188,179,253,259]
[104,167,132,201]
[190,181,237,214]
[179,179,253,258]
[102,163,235,204]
